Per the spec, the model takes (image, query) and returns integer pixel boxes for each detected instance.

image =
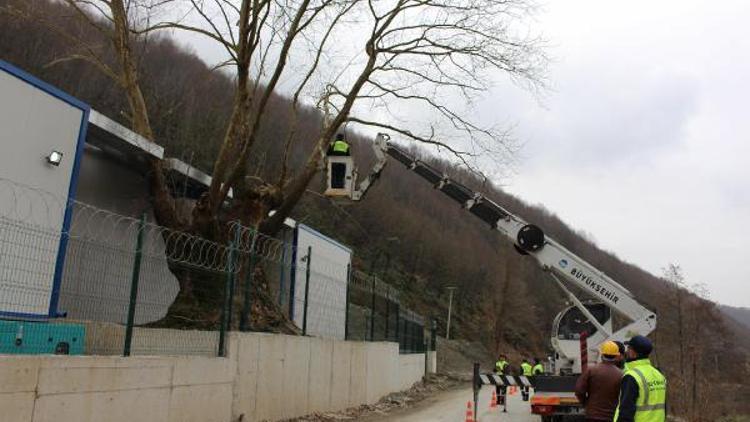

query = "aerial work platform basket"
[323,133,390,201]
[324,155,356,198]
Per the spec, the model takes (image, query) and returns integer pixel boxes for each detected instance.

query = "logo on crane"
[559,259,569,268]
[570,267,620,304]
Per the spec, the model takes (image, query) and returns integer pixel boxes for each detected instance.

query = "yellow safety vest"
[533,363,544,375]
[521,362,533,376]
[332,140,350,153]
[495,360,508,372]
[614,359,667,422]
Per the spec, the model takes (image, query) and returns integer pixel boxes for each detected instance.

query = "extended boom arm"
[363,134,656,343]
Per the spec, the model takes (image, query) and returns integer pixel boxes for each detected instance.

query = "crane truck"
[325,133,658,421]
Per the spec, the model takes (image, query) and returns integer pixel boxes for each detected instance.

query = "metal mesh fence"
[0,177,233,356]
[233,228,427,353]
[346,271,426,353]
[0,177,426,357]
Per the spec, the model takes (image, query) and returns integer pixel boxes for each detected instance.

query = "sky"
[173,0,750,307]
[481,0,750,307]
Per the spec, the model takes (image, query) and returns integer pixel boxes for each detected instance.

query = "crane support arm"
[378,139,657,337]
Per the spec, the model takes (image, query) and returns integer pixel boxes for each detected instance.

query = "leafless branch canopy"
[3,0,545,232]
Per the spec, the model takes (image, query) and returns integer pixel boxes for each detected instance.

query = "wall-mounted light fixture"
[46,150,63,166]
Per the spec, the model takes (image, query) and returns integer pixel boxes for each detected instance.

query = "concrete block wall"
[230,333,425,421]
[397,353,428,391]
[0,354,235,422]
[1,330,428,422]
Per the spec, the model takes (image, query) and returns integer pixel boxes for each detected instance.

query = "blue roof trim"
[0,60,91,319]
[297,224,353,253]
[0,60,90,112]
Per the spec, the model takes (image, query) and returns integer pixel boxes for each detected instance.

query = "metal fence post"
[369,277,376,341]
[414,321,419,353]
[405,319,410,353]
[409,319,414,352]
[414,320,419,353]
[384,288,390,341]
[239,229,258,332]
[395,303,400,351]
[278,237,287,307]
[472,362,480,417]
[302,246,312,336]
[401,316,407,352]
[344,264,351,340]
[226,227,240,333]
[423,326,429,381]
[431,318,437,351]
[219,225,239,357]
[123,213,146,357]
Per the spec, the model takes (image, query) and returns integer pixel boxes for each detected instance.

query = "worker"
[327,133,351,156]
[575,341,623,422]
[494,354,510,406]
[614,335,667,422]
[520,358,533,401]
[614,340,626,369]
[532,358,545,376]
[326,133,351,190]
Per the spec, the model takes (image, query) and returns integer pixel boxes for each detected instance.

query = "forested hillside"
[721,306,750,330]
[1,0,748,418]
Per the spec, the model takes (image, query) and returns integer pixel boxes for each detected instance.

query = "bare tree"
[2,0,545,320]
[663,263,687,378]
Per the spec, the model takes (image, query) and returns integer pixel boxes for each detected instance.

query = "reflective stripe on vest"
[332,141,349,153]
[614,359,667,422]
[521,362,533,376]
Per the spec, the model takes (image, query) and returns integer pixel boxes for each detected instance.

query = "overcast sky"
[485,0,750,307]
[177,0,749,307]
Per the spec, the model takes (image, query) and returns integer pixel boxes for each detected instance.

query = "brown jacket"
[574,361,623,421]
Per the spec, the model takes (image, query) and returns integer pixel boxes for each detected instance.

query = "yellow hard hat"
[600,341,620,356]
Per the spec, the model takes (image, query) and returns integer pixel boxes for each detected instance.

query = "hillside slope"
[721,306,750,330]
[1,1,748,418]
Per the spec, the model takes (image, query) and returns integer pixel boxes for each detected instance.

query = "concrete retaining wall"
[0,354,235,422]
[0,331,428,422]
[230,333,426,421]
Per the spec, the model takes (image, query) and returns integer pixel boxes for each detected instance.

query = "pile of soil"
[283,374,466,421]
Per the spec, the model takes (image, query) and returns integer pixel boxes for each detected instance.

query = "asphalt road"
[363,385,540,422]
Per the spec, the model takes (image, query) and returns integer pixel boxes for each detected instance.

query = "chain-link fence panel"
[0,177,425,356]
[0,177,231,356]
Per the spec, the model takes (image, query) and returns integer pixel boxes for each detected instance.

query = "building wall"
[261,223,295,315]
[0,61,179,324]
[0,61,88,318]
[292,224,351,339]
[1,62,357,353]
[57,147,179,326]
[0,331,429,422]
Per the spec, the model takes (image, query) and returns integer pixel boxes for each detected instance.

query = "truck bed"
[531,375,583,420]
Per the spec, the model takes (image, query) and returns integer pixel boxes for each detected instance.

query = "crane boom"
[365,134,657,345]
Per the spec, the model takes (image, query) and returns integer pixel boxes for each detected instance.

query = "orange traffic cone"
[465,401,474,422]
[490,391,498,410]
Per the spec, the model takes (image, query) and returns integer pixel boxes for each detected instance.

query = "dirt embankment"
[436,337,495,376]
[283,374,465,422]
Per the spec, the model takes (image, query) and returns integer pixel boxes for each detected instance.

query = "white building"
[0,59,352,340]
